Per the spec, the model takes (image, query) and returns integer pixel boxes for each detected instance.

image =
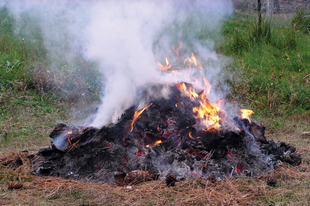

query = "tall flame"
[176,79,223,131]
[184,53,197,68]
[130,103,152,132]
[192,92,222,131]
[176,83,199,100]
[173,42,182,60]
[240,109,254,122]
[203,78,211,95]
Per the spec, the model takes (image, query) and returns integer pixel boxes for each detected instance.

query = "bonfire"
[28,51,301,185]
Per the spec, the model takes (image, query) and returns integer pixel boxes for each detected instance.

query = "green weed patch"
[222,13,310,118]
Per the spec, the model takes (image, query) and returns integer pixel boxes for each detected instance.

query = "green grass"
[0,6,103,151]
[222,12,310,118]
[0,6,102,103]
[0,88,69,151]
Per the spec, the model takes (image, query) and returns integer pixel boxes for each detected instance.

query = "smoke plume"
[1,0,234,128]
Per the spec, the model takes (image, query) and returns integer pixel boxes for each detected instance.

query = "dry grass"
[0,163,309,205]
[1,119,310,205]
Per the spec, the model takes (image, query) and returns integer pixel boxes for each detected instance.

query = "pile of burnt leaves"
[28,83,301,184]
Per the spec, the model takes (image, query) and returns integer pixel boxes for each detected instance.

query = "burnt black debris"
[29,83,301,184]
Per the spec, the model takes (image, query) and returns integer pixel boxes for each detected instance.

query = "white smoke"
[3,0,91,67]
[1,0,234,128]
[85,1,173,127]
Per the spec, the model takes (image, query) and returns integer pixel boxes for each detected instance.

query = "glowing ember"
[236,163,242,173]
[236,163,248,173]
[145,140,162,148]
[240,109,254,122]
[157,125,162,133]
[65,131,72,135]
[136,148,145,157]
[130,103,152,132]
[157,57,171,71]
[227,150,233,158]
[189,131,200,139]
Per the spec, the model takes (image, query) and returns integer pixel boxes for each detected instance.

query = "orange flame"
[67,138,71,145]
[203,78,211,95]
[240,109,254,122]
[155,50,227,132]
[184,53,198,69]
[154,140,162,146]
[189,53,197,67]
[64,131,73,145]
[172,70,181,76]
[192,93,222,130]
[130,103,152,132]
[189,131,195,139]
[176,79,223,131]
[157,57,171,71]
[65,131,72,135]
[176,83,199,100]
[145,140,163,148]
[173,42,182,59]
[189,132,201,139]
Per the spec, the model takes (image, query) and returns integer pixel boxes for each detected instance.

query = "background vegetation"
[0,6,101,151]
[221,11,310,132]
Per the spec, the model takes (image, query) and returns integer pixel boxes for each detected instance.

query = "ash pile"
[31,83,301,184]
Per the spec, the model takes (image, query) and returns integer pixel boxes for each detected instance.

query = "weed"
[169,197,175,202]
[46,195,60,200]
[71,190,85,199]
[0,169,21,183]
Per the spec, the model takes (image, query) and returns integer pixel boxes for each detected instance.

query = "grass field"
[0,7,310,206]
